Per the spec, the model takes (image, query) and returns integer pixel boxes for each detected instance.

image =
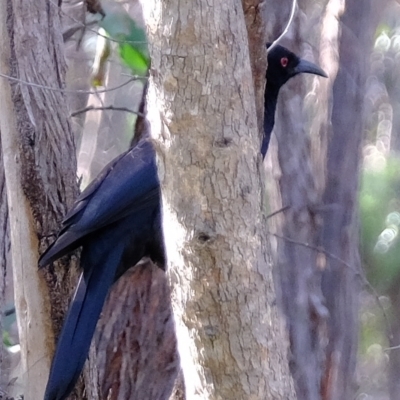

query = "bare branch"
[385,344,400,351]
[268,0,297,51]
[266,205,290,220]
[0,73,145,95]
[269,231,392,338]
[71,105,144,118]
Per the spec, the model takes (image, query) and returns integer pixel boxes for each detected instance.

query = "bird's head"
[266,43,327,89]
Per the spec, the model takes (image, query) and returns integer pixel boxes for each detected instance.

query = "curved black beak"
[294,59,328,78]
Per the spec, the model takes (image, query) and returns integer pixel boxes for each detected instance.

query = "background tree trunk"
[320,1,372,398]
[265,0,373,399]
[141,0,294,398]
[264,2,329,398]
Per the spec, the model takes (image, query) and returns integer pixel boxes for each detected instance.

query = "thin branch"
[71,105,144,118]
[62,20,98,42]
[0,73,145,95]
[268,0,297,51]
[385,344,400,351]
[4,306,15,317]
[266,205,290,220]
[269,231,392,339]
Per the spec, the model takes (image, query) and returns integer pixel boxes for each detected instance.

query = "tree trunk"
[141,1,294,398]
[0,1,79,398]
[97,263,179,400]
[263,1,373,399]
[320,0,372,398]
[263,3,329,398]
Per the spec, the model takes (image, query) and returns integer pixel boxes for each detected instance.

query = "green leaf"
[99,2,149,76]
[118,40,149,76]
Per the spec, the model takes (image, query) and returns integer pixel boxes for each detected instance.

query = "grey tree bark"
[141,1,294,399]
[97,262,179,400]
[0,1,79,398]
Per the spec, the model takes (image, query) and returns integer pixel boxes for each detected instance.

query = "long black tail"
[44,239,124,400]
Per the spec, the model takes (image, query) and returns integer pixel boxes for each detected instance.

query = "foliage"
[360,155,400,292]
[99,3,149,76]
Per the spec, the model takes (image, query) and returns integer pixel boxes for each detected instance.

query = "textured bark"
[141,1,294,399]
[242,0,269,134]
[97,263,179,400]
[0,1,79,398]
[320,1,372,398]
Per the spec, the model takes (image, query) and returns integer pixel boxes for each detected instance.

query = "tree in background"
[265,0,376,399]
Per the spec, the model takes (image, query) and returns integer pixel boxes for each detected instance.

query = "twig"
[3,306,15,317]
[385,344,400,351]
[71,105,144,118]
[62,20,98,42]
[269,231,392,339]
[268,0,297,52]
[266,205,290,220]
[0,73,144,95]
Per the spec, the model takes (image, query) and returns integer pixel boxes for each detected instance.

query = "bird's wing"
[39,139,159,266]
[44,224,126,400]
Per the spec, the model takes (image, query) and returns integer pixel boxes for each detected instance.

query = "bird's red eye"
[281,57,288,68]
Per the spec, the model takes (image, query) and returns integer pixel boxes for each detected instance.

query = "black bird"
[40,44,326,400]
[39,139,164,400]
[262,44,327,158]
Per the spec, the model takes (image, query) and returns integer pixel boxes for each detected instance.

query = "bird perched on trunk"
[40,44,326,400]
[262,44,327,158]
[40,139,165,400]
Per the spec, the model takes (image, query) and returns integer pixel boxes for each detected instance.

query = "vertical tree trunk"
[0,1,79,398]
[264,1,373,398]
[274,84,327,400]
[264,3,328,398]
[320,1,372,398]
[141,1,294,399]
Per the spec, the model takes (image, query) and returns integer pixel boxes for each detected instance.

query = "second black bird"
[263,43,327,158]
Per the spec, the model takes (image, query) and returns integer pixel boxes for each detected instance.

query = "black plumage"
[262,44,327,158]
[40,139,164,400]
